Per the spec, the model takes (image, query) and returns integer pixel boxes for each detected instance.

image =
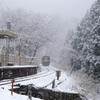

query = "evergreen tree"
[72,0,100,80]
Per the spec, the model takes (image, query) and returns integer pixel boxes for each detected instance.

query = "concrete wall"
[14,85,82,100]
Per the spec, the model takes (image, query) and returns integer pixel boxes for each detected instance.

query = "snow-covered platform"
[0,65,38,69]
[0,65,38,80]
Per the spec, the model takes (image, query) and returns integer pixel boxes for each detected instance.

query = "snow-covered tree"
[59,29,76,70]
[72,0,100,80]
[0,9,58,63]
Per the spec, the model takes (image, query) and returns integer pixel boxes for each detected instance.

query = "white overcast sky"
[1,0,96,27]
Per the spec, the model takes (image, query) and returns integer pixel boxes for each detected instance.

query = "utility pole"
[18,45,21,65]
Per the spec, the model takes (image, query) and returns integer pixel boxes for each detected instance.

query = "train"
[0,65,38,80]
[42,56,50,66]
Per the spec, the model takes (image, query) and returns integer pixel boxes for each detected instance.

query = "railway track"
[0,66,77,94]
[0,66,55,86]
[0,66,83,100]
[0,66,69,98]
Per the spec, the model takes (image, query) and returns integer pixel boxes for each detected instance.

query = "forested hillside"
[72,0,100,80]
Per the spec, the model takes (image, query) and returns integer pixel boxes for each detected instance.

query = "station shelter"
[0,30,18,66]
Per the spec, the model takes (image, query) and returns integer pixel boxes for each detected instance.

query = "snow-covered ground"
[12,66,78,94]
[65,69,100,100]
[0,65,79,100]
[1,65,99,100]
[0,88,40,100]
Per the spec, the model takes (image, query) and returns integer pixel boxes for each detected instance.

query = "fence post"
[56,70,61,80]
[52,79,55,89]
[28,84,33,100]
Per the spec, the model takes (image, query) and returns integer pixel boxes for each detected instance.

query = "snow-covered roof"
[0,65,38,69]
[0,30,18,38]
